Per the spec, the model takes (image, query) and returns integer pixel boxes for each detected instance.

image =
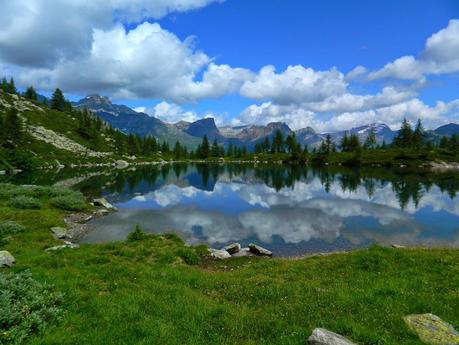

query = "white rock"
[210,248,231,260]
[51,227,68,239]
[223,243,241,255]
[308,328,357,345]
[115,160,129,169]
[249,243,272,256]
[231,248,253,257]
[93,198,117,210]
[0,251,16,267]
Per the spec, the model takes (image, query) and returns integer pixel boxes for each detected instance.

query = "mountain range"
[74,95,459,149]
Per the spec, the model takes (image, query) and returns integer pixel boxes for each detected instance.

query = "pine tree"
[4,107,23,144]
[363,127,377,150]
[412,119,425,148]
[393,118,413,147]
[210,139,219,157]
[24,86,38,100]
[200,135,210,158]
[50,88,67,111]
[271,130,284,153]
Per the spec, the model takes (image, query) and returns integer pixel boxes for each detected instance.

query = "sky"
[1,0,459,132]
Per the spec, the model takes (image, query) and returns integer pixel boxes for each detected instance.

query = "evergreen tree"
[24,86,38,100]
[199,135,210,158]
[4,107,23,145]
[363,127,377,150]
[210,139,219,157]
[271,130,285,153]
[412,119,425,148]
[393,118,413,147]
[50,88,67,111]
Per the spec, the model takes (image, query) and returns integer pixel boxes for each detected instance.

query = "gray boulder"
[93,198,117,210]
[209,248,231,260]
[115,160,129,169]
[0,251,15,267]
[404,313,459,345]
[231,248,253,257]
[224,243,241,255]
[51,227,68,239]
[249,243,272,256]
[308,328,356,345]
[46,241,80,252]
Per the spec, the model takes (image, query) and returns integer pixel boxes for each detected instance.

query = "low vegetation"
[0,184,458,344]
[0,271,63,345]
[7,196,42,210]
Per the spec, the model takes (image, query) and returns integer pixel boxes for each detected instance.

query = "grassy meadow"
[0,184,458,344]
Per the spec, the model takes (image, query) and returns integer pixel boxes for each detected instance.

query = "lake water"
[5,164,459,256]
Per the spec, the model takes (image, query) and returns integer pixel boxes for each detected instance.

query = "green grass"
[0,186,458,344]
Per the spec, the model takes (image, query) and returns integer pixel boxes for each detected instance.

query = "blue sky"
[1,0,459,131]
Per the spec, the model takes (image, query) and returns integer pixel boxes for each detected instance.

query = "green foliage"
[49,193,87,211]
[24,86,38,101]
[8,196,42,209]
[0,77,16,94]
[0,271,63,345]
[0,221,25,237]
[127,224,147,241]
[176,247,200,265]
[50,88,70,112]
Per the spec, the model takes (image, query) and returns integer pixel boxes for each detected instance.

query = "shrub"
[127,225,146,241]
[8,196,42,209]
[176,248,200,265]
[49,192,87,211]
[0,271,63,345]
[0,221,25,237]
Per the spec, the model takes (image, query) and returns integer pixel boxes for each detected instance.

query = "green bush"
[0,221,25,237]
[0,271,63,345]
[49,192,87,211]
[176,248,200,265]
[127,225,146,241]
[8,196,42,209]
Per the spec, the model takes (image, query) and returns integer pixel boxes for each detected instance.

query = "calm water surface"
[5,164,459,256]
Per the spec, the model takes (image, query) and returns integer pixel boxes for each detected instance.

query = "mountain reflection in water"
[74,164,459,257]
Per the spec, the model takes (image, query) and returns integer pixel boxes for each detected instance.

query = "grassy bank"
[1,185,458,344]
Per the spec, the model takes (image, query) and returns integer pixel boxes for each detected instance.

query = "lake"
[4,163,459,256]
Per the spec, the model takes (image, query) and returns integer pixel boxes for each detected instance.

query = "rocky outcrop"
[404,313,459,345]
[51,227,68,240]
[93,198,117,210]
[209,248,232,259]
[0,251,16,267]
[430,161,459,171]
[231,247,253,257]
[27,125,111,157]
[46,241,79,252]
[308,328,356,345]
[223,243,241,255]
[249,243,273,256]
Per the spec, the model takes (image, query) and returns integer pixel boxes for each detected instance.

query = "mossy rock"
[404,313,459,345]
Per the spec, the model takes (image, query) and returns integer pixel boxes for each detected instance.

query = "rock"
[115,160,129,169]
[46,241,79,252]
[93,198,117,210]
[209,248,231,260]
[0,251,15,267]
[224,243,241,255]
[51,226,68,239]
[403,313,459,345]
[249,243,272,256]
[308,328,356,345]
[231,248,253,257]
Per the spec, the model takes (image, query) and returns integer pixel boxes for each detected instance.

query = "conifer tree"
[24,86,38,100]
[50,88,67,111]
